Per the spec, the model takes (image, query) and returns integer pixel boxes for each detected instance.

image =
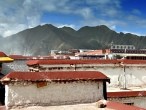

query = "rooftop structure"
[26,59,146,66]
[0,51,14,106]
[0,52,13,63]
[26,59,146,108]
[2,100,145,110]
[1,71,109,109]
[1,71,110,83]
[110,44,135,50]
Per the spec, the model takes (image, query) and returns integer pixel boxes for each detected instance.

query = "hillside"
[0,24,146,55]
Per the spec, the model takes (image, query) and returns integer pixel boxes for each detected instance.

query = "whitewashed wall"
[93,66,146,88]
[108,96,146,108]
[5,81,103,108]
[31,64,146,88]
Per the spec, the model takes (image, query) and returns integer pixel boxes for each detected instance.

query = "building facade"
[1,71,110,109]
[26,59,146,108]
[108,91,146,108]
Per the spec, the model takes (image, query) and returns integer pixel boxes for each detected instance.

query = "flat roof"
[1,71,110,83]
[4,101,145,110]
[26,59,146,66]
[108,90,146,98]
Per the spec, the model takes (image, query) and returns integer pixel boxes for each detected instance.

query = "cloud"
[0,23,27,37]
[0,0,146,37]
[57,24,76,29]
[122,31,145,36]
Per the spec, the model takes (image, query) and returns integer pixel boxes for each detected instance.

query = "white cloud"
[0,0,146,37]
[57,24,76,29]
[1,24,27,37]
[122,31,145,36]
[132,9,141,15]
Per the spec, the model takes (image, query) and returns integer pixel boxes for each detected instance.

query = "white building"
[26,59,146,108]
[110,45,135,50]
[1,71,110,109]
[107,90,146,108]
[26,59,146,88]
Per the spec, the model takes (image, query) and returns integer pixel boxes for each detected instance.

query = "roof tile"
[108,91,146,98]
[26,59,146,66]
[1,71,110,83]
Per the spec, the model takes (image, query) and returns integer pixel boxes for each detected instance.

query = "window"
[124,102,134,106]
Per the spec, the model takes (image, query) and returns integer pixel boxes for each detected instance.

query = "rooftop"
[26,59,146,66]
[3,101,145,110]
[9,55,54,60]
[0,57,14,63]
[1,71,110,83]
[0,52,7,57]
[0,52,13,63]
[108,90,146,98]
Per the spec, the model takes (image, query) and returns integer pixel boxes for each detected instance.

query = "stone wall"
[5,81,103,108]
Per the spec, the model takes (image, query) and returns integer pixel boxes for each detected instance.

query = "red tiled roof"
[26,59,119,66]
[26,59,146,66]
[9,55,30,60]
[107,91,146,98]
[9,55,54,60]
[0,106,6,110]
[0,52,7,57]
[106,101,146,110]
[1,71,110,83]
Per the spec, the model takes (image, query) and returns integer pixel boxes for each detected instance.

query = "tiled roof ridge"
[26,59,146,66]
[0,52,7,57]
[107,90,146,97]
[1,71,110,83]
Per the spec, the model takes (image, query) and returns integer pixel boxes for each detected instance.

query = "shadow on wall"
[0,63,5,105]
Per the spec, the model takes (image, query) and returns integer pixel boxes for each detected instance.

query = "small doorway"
[0,82,5,105]
[0,63,5,105]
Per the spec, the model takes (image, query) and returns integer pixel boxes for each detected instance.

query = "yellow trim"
[0,57,14,62]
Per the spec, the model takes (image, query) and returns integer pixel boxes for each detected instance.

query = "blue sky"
[0,0,146,37]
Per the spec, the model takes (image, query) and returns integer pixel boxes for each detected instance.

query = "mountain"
[0,24,146,55]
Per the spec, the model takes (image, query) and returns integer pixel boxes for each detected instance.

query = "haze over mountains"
[0,24,146,55]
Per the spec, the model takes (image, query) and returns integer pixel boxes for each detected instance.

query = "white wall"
[94,66,146,88]
[31,64,146,88]
[5,81,103,108]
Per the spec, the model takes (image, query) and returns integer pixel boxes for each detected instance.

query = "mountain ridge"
[0,24,146,55]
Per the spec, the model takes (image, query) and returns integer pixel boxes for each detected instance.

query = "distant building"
[2,55,54,75]
[110,44,135,50]
[1,71,110,109]
[75,49,110,59]
[76,47,146,60]
[108,91,146,107]
[0,51,13,105]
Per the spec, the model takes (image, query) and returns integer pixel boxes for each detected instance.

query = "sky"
[0,0,146,37]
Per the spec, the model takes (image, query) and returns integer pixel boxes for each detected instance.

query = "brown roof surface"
[4,101,146,110]
[9,55,31,60]
[107,91,146,98]
[26,59,119,66]
[1,71,110,83]
[0,52,7,57]
[0,106,6,110]
[9,55,54,60]
[26,59,146,66]
[106,101,146,110]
